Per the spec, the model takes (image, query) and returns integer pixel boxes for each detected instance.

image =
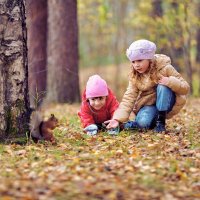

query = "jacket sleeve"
[112,80,139,122]
[108,94,119,117]
[161,65,190,95]
[78,102,95,128]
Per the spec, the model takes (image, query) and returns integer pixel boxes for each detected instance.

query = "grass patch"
[0,144,5,154]
[192,75,200,97]
[186,125,200,149]
[66,138,87,147]
[137,173,165,192]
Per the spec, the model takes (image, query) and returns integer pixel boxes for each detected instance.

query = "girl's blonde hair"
[129,58,159,84]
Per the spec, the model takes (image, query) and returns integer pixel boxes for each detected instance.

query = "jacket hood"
[154,54,171,70]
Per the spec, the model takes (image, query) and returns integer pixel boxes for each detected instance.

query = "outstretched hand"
[158,75,169,86]
[104,119,119,129]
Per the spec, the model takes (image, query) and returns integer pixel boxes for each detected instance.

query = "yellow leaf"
[129,147,140,158]
[44,158,54,165]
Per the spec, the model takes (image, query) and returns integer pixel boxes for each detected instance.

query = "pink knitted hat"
[126,39,156,61]
[86,75,108,98]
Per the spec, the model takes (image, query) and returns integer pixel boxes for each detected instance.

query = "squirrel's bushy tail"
[29,111,43,140]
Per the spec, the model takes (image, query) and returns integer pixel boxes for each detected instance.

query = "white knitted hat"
[126,39,156,61]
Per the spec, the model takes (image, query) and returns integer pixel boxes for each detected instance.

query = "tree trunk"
[151,0,170,57]
[26,0,47,108]
[183,2,193,94]
[169,1,184,71]
[0,0,30,139]
[151,0,163,17]
[196,2,200,95]
[46,0,80,103]
[112,1,127,99]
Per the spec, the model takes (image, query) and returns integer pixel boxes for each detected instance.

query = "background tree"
[182,1,193,94]
[26,0,48,108]
[0,0,30,139]
[152,0,162,17]
[196,1,200,95]
[167,1,183,71]
[46,0,80,103]
[111,0,128,97]
[150,0,171,58]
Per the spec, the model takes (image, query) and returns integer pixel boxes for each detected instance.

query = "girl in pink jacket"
[105,39,190,133]
[78,75,119,136]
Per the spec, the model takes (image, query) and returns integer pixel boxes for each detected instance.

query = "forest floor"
[0,97,199,200]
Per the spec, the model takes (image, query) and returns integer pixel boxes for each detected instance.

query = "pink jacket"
[78,88,119,128]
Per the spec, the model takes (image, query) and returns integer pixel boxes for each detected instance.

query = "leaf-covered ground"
[0,98,199,200]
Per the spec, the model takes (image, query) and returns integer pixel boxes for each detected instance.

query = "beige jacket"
[113,54,190,122]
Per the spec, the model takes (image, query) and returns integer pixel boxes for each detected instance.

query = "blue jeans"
[135,85,175,129]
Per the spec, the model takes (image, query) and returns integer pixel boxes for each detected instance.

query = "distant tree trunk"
[183,2,193,94]
[152,0,163,17]
[26,0,48,108]
[169,1,184,71]
[46,0,80,103]
[151,0,169,56]
[196,2,200,95]
[0,0,30,139]
[197,29,200,62]
[112,1,127,98]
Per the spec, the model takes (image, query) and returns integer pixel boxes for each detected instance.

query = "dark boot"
[154,111,166,133]
[124,121,138,130]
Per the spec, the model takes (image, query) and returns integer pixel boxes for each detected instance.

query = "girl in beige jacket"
[105,39,190,132]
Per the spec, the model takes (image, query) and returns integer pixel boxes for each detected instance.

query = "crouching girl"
[105,39,190,133]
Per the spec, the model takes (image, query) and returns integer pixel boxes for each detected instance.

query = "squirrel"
[29,111,59,144]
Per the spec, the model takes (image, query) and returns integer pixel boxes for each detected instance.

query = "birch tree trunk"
[46,0,80,103]
[0,0,30,139]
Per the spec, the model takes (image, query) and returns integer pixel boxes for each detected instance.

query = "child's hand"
[158,75,169,86]
[84,124,98,136]
[107,127,120,135]
[104,119,119,129]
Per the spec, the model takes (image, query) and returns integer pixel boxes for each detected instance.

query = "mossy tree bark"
[0,0,30,140]
[46,0,80,103]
